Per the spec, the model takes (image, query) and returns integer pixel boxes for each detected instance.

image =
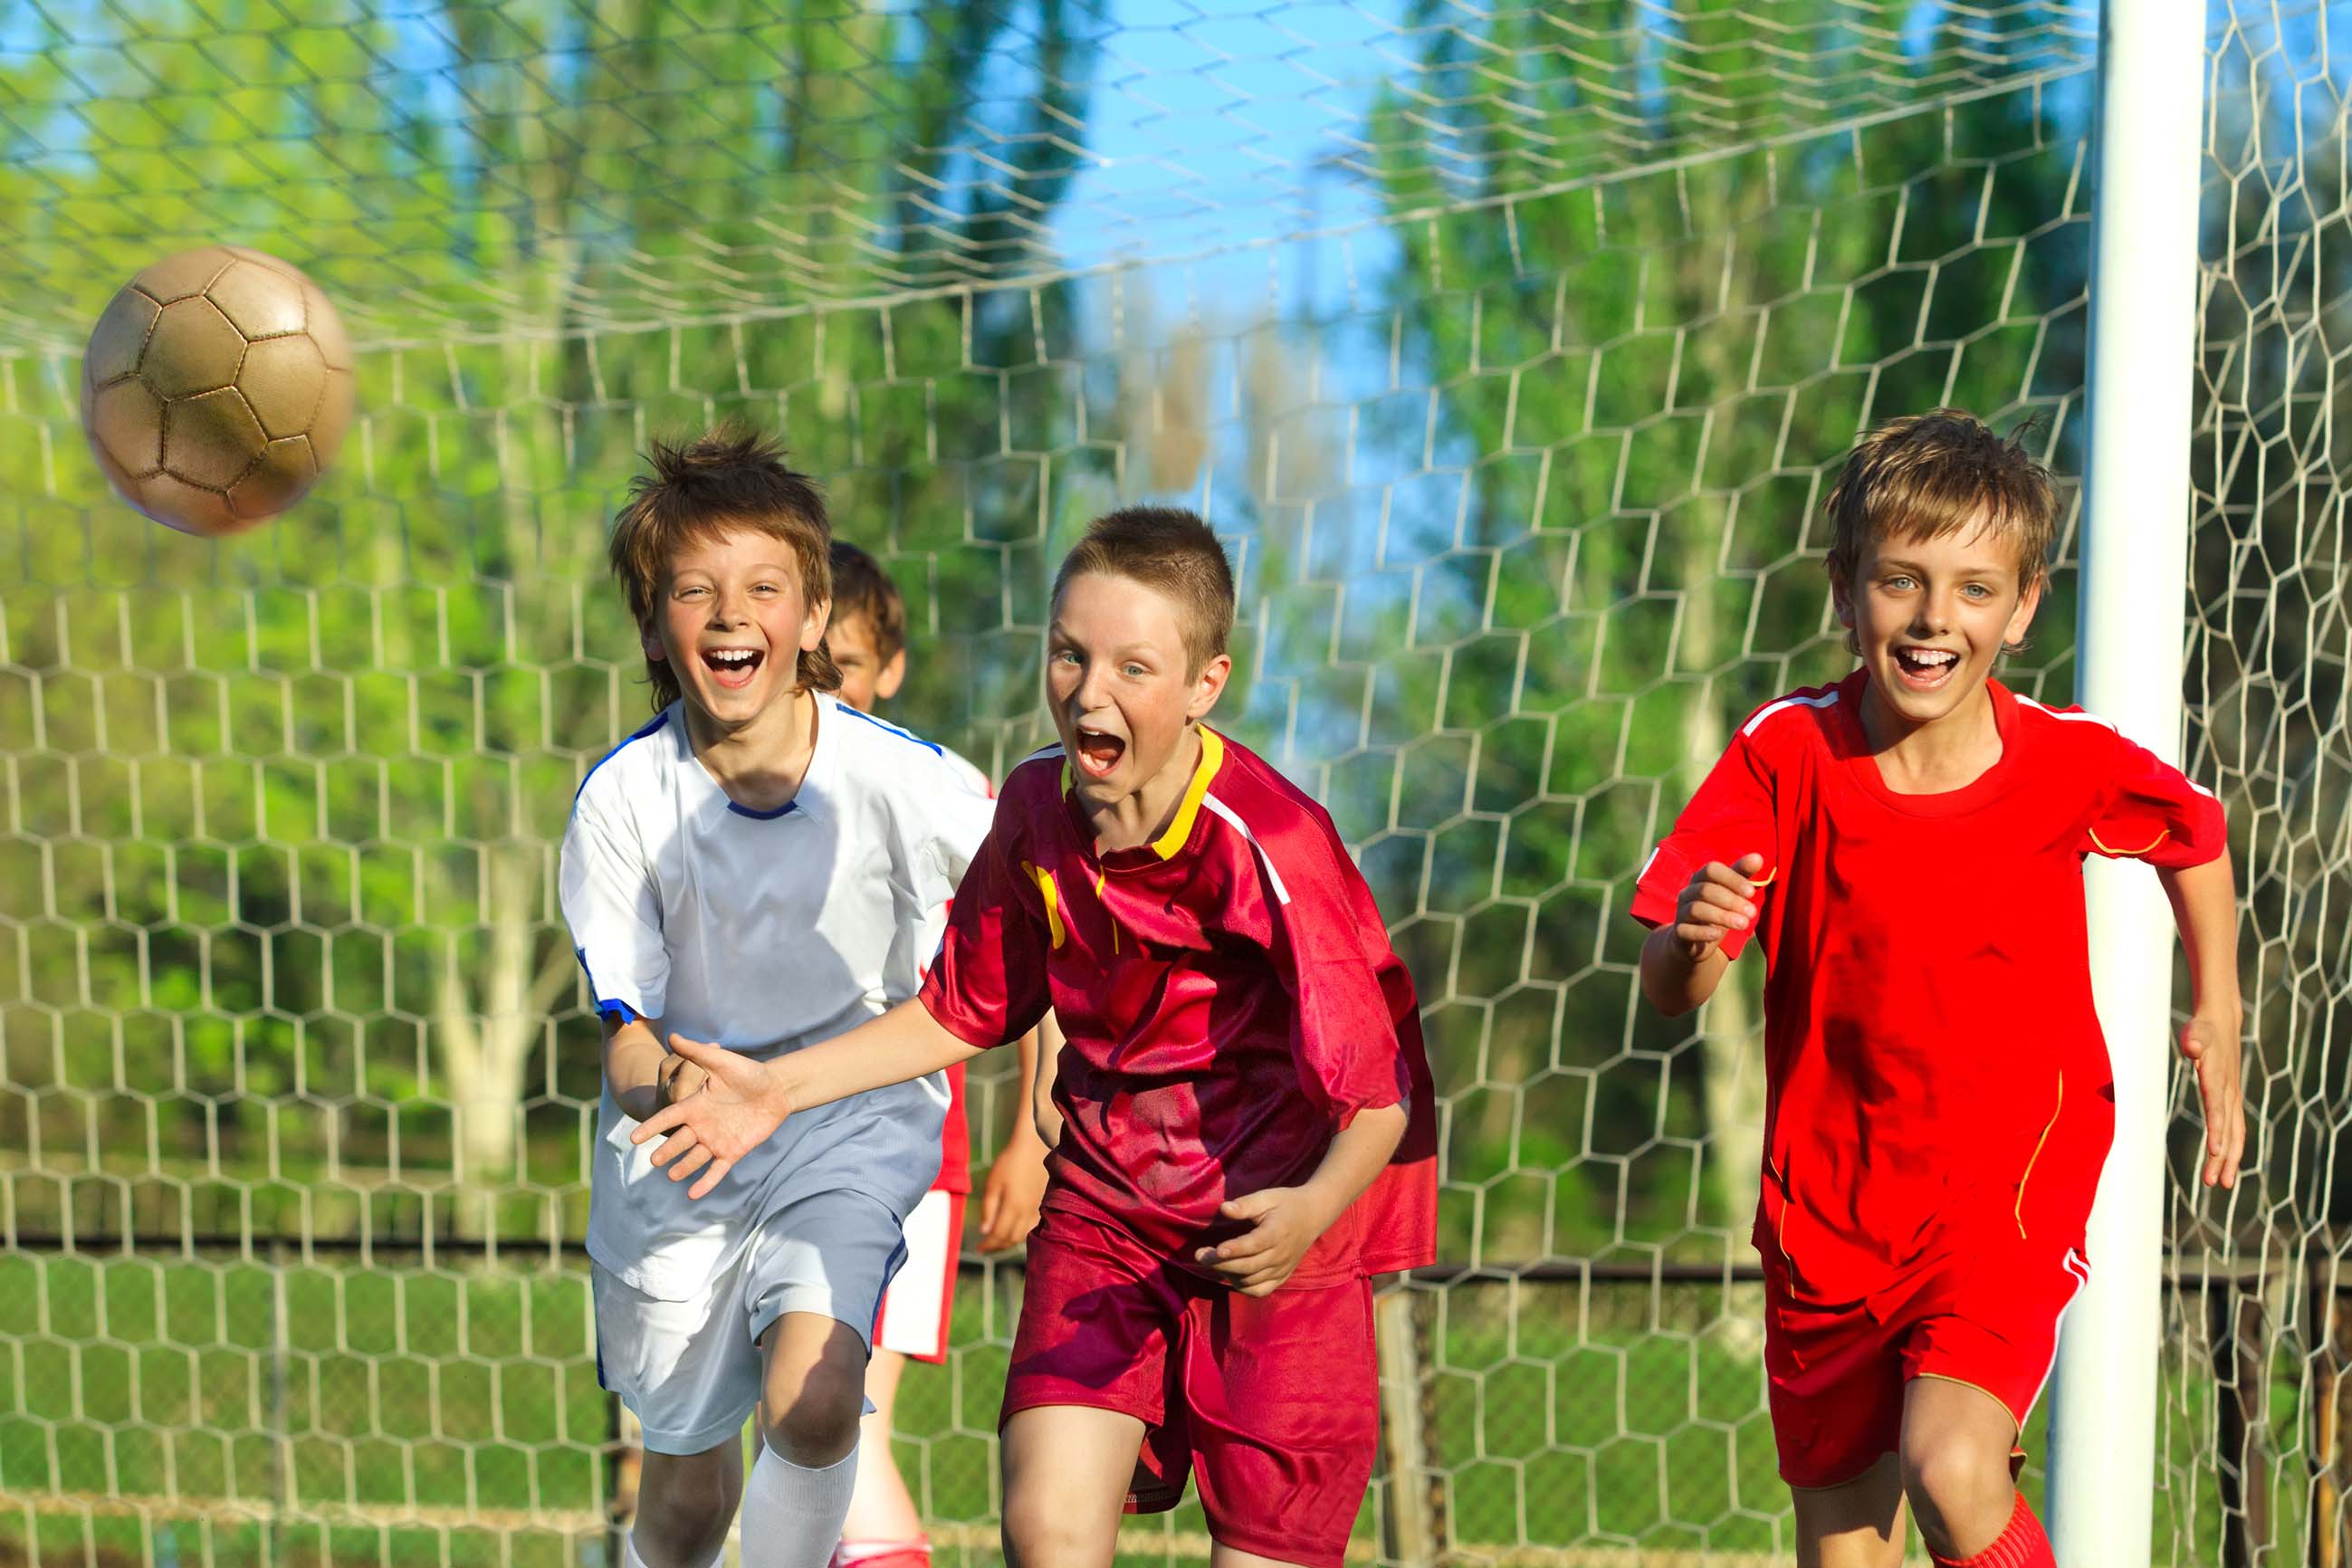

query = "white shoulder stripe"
[1022,742,1066,762]
[1200,793,1292,905]
[2014,695,2116,731]
[1741,690,1840,738]
[2015,696,2220,799]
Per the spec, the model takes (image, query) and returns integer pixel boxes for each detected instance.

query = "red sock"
[1930,1491,2055,1568]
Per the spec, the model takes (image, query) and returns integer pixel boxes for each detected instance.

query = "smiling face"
[643,525,829,727]
[1833,516,2041,729]
[1047,570,1230,808]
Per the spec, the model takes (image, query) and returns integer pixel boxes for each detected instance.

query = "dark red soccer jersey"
[1630,670,2226,1304]
[919,726,1439,1285]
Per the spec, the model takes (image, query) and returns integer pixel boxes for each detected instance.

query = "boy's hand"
[630,1035,793,1200]
[1672,853,1765,961]
[655,1051,710,1108]
[1193,1187,1331,1297]
[2179,1009,2246,1190]
[978,1133,1050,1251]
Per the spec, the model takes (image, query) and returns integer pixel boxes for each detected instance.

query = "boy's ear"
[1829,570,1857,631]
[2004,575,2045,648]
[639,620,667,663]
[800,597,832,652]
[1187,652,1233,721]
[876,647,907,703]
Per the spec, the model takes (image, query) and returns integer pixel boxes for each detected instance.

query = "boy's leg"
[631,1442,747,1568]
[1790,1456,1907,1568]
[999,1405,1150,1568]
[734,1189,914,1568]
[741,1310,872,1568]
[1900,1377,2050,1565]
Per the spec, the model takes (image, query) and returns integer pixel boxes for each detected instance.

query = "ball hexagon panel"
[166,387,269,492]
[239,335,330,440]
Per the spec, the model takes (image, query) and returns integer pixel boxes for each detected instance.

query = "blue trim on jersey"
[836,701,943,756]
[726,798,798,820]
[574,709,672,806]
[574,948,641,1023]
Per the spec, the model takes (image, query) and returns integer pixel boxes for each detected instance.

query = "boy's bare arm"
[1196,1100,1410,1297]
[603,1013,705,1123]
[2159,848,2246,1189]
[630,997,987,1199]
[1638,853,1764,1017]
[1030,1010,1066,1150]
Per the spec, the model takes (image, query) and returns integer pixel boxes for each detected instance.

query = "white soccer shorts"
[873,1188,964,1362]
[592,1186,907,1455]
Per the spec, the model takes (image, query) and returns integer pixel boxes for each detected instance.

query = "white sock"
[739,1443,860,1568]
[623,1532,727,1568]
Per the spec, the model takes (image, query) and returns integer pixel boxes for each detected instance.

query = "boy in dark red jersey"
[633,507,1439,1568]
[1632,410,2245,1568]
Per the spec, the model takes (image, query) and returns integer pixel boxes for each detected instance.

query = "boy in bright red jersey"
[1632,411,2244,1568]
[634,506,1438,1568]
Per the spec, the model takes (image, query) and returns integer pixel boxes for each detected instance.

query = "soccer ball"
[79,245,355,538]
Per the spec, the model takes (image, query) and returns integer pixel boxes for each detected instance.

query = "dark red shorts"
[1003,1208,1378,1568]
[1764,1239,2092,1489]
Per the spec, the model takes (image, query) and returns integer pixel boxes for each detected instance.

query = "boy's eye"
[1962,582,1992,599]
[1050,648,1080,666]
[1123,663,1148,678]
[1883,575,1915,591]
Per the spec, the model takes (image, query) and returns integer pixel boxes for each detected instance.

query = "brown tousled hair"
[1051,507,1236,674]
[607,424,840,712]
[827,540,908,665]
[1825,409,2060,612]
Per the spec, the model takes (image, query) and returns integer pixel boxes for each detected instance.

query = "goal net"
[0,2,2338,1564]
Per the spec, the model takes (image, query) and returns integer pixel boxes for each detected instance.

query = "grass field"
[0,1248,2260,1567]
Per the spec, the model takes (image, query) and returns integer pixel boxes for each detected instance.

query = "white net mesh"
[0,2,2341,1564]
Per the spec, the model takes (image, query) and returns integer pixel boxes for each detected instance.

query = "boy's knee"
[760,1351,865,1467]
[1001,1487,1095,1568]
[1899,1426,2012,1534]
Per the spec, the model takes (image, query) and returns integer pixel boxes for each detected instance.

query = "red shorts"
[1764,1239,2091,1489]
[1003,1209,1378,1568]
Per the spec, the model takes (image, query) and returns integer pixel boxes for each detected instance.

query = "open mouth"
[1892,645,1960,691]
[1073,725,1127,779]
[702,646,765,690]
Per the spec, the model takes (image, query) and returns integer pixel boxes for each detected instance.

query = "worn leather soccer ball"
[80,245,355,537]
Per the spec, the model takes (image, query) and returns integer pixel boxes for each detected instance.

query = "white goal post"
[2050,2,2208,1561]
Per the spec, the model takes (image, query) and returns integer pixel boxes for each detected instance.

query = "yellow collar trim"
[1152,726,1225,860]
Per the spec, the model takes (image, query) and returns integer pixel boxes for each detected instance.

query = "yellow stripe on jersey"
[1152,725,1227,860]
[2088,826,2169,857]
[1024,861,1066,949]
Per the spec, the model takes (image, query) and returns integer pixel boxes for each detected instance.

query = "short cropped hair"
[1052,507,1235,674]
[827,540,908,665]
[1824,408,2060,598]
[607,424,840,712]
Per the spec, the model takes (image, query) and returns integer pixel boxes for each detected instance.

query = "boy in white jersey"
[560,428,996,1568]
[824,541,1052,1568]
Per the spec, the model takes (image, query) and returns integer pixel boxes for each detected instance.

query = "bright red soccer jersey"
[1630,671,2226,1304]
[919,726,1439,1285]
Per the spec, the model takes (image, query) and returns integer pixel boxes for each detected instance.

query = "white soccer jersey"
[560,692,998,1300]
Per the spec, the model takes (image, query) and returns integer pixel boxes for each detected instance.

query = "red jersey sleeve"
[1630,726,1782,961]
[1264,836,1413,1123]
[2083,732,2228,869]
[917,803,1051,1051]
